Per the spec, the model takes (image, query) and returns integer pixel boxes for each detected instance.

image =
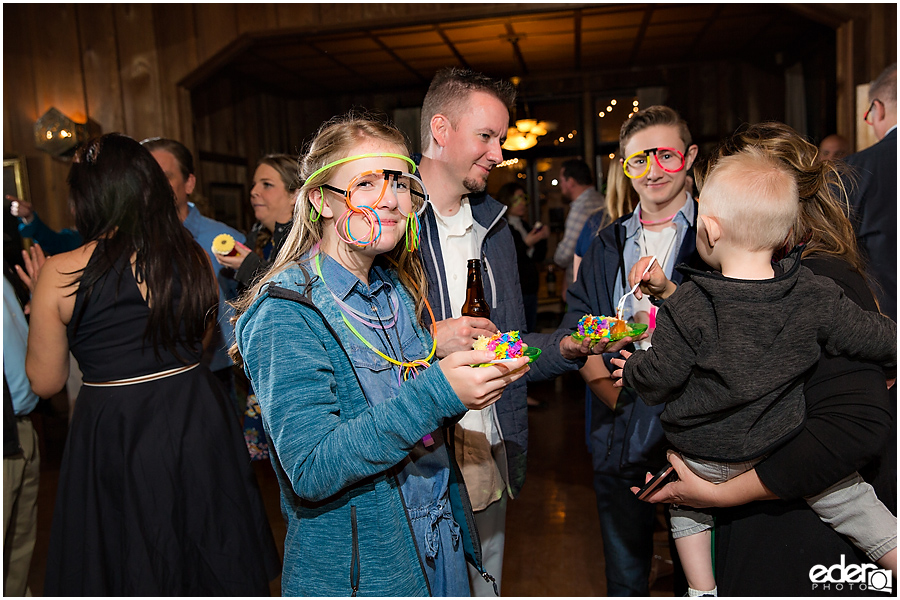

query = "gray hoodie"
[623,252,897,461]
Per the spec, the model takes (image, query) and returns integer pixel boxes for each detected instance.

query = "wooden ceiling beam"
[685,4,723,59]
[368,32,431,84]
[629,4,655,65]
[504,22,529,76]
[307,41,372,85]
[435,25,471,70]
[573,8,582,71]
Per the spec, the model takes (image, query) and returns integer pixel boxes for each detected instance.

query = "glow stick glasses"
[623,147,686,179]
[310,154,430,250]
[320,169,428,218]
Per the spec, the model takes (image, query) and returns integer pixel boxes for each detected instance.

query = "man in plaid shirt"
[554,158,605,297]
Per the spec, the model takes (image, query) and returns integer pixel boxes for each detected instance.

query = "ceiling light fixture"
[503,118,557,151]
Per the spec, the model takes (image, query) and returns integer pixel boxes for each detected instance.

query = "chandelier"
[503,118,556,151]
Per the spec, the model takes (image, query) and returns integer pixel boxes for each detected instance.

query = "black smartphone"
[636,463,678,501]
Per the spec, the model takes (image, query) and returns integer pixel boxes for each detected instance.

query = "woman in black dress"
[26,133,280,595]
[627,122,895,595]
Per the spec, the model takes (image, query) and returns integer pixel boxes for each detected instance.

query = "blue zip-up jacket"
[235,260,489,596]
[415,173,586,497]
[560,203,705,477]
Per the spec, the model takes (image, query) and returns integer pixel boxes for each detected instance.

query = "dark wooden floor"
[24,370,675,597]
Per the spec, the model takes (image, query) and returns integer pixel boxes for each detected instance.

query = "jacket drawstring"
[420,500,461,559]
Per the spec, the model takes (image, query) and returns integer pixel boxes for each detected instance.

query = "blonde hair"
[257,153,301,192]
[699,147,798,252]
[230,113,429,365]
[252,153,300,254]
[695,121,864,273]
[596,153,638,231]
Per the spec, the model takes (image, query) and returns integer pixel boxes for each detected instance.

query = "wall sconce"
[503,118,557,151]
[34,107,87,157]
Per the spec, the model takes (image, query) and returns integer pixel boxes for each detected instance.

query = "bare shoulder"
[41,242,98,285]
[35,243,98,323]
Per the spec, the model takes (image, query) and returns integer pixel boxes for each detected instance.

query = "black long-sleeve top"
[715,255,895,596]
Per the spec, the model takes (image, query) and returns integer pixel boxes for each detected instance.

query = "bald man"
[844,63,897,321]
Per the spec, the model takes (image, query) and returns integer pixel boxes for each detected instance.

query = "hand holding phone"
[635,462,679,501]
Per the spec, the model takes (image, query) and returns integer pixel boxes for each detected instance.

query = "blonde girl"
[231,113,529,596]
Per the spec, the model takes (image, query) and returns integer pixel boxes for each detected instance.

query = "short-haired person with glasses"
[560,105,706,595]
[846,62,897,321]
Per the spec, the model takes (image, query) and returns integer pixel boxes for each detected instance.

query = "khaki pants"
[3,416,40,597]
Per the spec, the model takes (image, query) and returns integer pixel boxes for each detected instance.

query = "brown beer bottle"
[461,259,491,318]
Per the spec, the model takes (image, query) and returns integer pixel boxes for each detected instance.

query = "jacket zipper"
[350,505,360,596]
[478,203,506,311]
[444,424,499,595]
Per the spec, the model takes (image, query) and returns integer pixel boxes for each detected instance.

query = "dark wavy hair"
[694,121,865,273]
[67,133,218,360]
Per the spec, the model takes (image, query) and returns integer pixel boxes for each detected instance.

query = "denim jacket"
[235,259,490,596]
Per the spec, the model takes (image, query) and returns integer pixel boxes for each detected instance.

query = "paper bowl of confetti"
[571,315,648,343]
[472,331,540,367]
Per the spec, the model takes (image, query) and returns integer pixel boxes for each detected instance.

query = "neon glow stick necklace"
[315,253,438,447]
[314,254,436,381]
[638,206,678,225]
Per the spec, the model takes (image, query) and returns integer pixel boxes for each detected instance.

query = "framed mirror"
[3,155,30,202]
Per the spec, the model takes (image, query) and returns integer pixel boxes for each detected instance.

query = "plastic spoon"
[616,255,657,320]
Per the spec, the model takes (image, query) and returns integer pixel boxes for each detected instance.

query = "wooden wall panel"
[27,5,85,230]
[193,4,238,65]
[29,5,86,121]
[3,7,39,156]
[867,4,896,80]
[76,4,126,135]
[239,91,262,175]
[207,78,239,156]
[114,4,164,142]
[152,4,200,144]
[272,4,321,30]
[236,4,280,34]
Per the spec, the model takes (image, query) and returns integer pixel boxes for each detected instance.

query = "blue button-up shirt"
[617,192,696,321]
[4,277,39,415]
[183,203,245,372]
[317,253,468,596]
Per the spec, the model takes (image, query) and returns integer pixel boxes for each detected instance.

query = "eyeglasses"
[321,169,428,217]
[623,147,686,179]
[863,99,880,125]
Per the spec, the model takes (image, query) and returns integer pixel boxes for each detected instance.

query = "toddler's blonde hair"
[698,146,798,253]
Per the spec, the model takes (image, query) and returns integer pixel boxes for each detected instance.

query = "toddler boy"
[612,147,897,596]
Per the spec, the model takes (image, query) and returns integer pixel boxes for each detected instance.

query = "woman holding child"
[629,122,897,595]
[230,114,530,596]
